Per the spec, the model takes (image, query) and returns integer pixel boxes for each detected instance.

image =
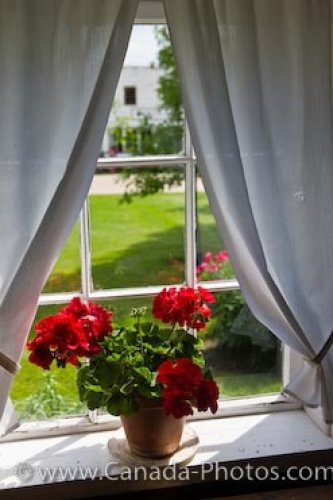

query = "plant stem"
[137,313,144,357]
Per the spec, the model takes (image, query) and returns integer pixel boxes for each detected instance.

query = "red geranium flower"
[61,297,89,318]
[28,313,87,367]
[163,388,194,418]
[157,358,202,391]
[28,343,53,370]
[152,287,178,324]
[195,378,219,414]
[35,314,85,351]
[156,358,219,418]
[152,286,214,330]
[197,286,215,304]
[27,297,113,369]
[62,297,112,338]
[157,358,202,418]
[86,302,112,336]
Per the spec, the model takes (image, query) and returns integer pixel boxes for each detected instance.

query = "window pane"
[99,25,184,161]
[42,221,81,293]
[11,305,86,422]
[196,178,236,281]
[203,291,283,398]
[89,169,185,289]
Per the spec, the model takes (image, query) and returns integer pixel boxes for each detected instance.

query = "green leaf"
[106,396,139,417]
[77,365,89,389]
[86,391,105,410]
[152,346,170,357]
[137,385,157,399]
[141,322,158,335]
[195,338,205,350]
[131,352,144,364]
[125,329,137,344]
[192,352,205,367]
[105,353,122,364]
[85,383,103,393]
[120,379,135,395]
[156,328,172,341]
[111,327,126,337]
[94,362,120,388]
[170,329,188,344]
[203,367,214,380]
[77,365,94,400]
[133,366,153,383]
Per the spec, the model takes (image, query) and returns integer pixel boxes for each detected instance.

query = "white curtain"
[164,0,333,423]
[0,0,138,431]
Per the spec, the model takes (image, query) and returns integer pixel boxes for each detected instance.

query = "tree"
[117,26,184,200]
[155,26,183,126]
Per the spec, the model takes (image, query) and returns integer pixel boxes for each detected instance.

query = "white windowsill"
[1,393,301,442]
[0,410,332,498]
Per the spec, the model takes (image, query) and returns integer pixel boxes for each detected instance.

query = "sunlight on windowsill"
[0,410,332,496]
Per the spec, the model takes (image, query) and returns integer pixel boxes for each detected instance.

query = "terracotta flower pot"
[120,400,185,458]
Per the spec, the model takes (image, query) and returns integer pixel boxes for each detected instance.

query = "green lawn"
[43,192,226,293]
[217,374,281,398]
[11,191,281,420]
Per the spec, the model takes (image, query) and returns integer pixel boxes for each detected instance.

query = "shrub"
[197,251,279,373]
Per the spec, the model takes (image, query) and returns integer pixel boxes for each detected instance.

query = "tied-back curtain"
[164,0,333,423]
[0,0,138,430]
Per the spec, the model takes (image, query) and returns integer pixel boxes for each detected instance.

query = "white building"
[101,66,166,154]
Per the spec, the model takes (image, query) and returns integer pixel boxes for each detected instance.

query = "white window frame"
[4,0,310,441]
[7,126,302,440]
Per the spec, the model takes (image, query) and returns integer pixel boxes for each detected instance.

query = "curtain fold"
[164,0,333,423]
[0,0,138,430]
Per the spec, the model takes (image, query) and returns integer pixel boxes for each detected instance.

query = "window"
[124,86,136,105]
[10,22,288,428]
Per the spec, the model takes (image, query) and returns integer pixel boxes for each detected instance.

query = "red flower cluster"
[156,358,219,418]
[27,297,112,369]
[197,250,229,278]
[152,286,215,330]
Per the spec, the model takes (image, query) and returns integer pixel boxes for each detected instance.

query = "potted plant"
[27,286,219,458]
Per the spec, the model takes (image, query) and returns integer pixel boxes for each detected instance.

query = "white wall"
[108,66,166,127]
[101,66,167,154]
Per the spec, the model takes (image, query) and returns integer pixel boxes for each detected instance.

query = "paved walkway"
[89,173,204,195]
[90,174,130,194]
